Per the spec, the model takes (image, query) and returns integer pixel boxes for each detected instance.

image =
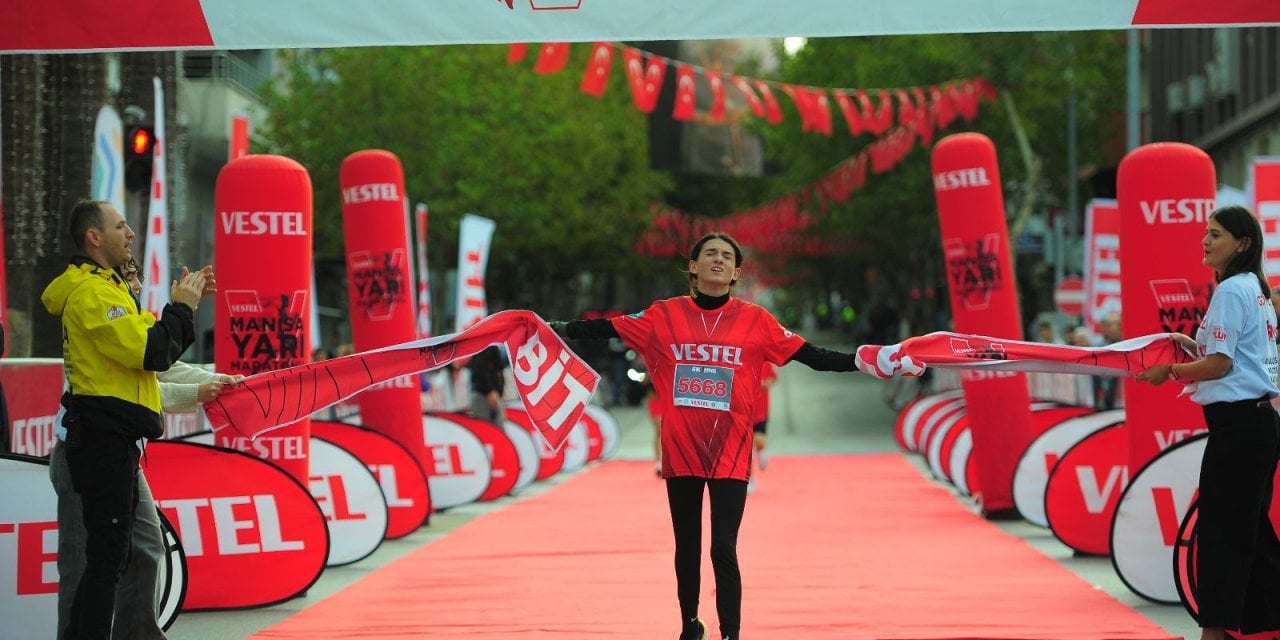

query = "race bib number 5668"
[672,364,733,411]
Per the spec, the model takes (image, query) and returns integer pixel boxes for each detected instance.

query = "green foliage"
[260,36,1126,324]
[261,45,672,316]
[760,32,1126,310]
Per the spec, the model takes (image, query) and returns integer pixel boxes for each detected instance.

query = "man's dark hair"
[68,200,109,252]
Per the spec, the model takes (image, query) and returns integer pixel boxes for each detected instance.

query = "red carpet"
[251,454,1175,639]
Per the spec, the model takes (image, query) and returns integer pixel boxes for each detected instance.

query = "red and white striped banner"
[414,203,433,339]
[855,331,1194,380]
[3,1,1277,53]
[1083,199,1122,336]
[1255,157,1280,289]
[203,310,600,451]
[140,76,170,316]
[455,213,496,333]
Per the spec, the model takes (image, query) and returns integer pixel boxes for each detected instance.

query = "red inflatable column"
[339,150,429,474]
[1117,143,1214,471]
[214,155,313,482]
[931,132,1035,516]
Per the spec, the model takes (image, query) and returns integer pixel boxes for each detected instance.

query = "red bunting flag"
[895,88,915,126]
[811,88,833,136]
[731,74,765,117]
[533,42,570,74]
[866,89,894,135]
[706,69,726,122]
[508,43,528,64]
[672,63,697,121]
[779,84,811,132]
[622,47,667,114]
[912,86,934,145]
[579,41,614,97]
[753,79,784,124]
[832,89,863,135]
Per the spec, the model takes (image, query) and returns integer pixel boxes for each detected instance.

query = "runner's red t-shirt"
[612,296,804,480]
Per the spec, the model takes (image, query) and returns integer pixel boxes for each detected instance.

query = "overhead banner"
[1083,199,1121,336]
[1254,157,1280,290]
[203,310,600,452]
[4,1,1279,53]
[339,149,428,478]
[140,76,170,316]
[931,131,1035,514]
[213,154,314,481]
[455,213,496,333]
[1116,142,1213,473]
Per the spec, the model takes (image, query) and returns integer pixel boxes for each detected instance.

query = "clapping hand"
[170,267,207,311]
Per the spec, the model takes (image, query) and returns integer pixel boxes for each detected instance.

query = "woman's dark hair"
[1211,205,1270,298]
[121,258,143,285]
[685,232,744,294]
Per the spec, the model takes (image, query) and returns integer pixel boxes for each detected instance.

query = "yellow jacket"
[42,258,195,439]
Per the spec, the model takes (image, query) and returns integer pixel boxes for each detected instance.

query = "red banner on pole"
[1116,142,1215,472]
[213,154,314,482]
[229,113,250,161]
[1083,199,1121,336]
[931,132,1034,515]
[1254,157,1280,290]
[339,149,429,477]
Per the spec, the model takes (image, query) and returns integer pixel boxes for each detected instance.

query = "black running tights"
[666,476,749,638]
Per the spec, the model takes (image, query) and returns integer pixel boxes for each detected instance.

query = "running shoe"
[678,618,706,640]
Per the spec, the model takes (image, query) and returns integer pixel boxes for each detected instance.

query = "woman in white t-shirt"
[1139,205,1280,640]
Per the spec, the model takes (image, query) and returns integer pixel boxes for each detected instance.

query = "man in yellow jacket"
[41,200,208,640]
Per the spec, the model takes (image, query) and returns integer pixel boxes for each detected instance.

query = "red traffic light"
[128,126,154,156]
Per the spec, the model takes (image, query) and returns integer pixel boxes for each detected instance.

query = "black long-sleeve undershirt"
[560,293,858,372]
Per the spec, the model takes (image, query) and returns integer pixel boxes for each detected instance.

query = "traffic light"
[124,125,155,192]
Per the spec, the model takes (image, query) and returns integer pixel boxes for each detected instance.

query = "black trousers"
[1197,398,1280,633]
[64,428,141,640]
[666,476,749,639]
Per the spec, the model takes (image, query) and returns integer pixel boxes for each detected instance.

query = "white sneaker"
[747,477,756,494]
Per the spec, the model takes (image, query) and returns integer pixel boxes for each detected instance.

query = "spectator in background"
[606,337,630,406]
[1093,313,1123,409]
[1035,320,1064,345]
[468,345,508,427]
[749,362,778,493]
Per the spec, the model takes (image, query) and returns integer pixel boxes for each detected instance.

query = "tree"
[757,32,1127,329]
[261,45,673,319]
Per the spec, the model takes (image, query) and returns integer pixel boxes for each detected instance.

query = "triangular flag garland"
[509,41,996,140]
[503,41,998,260]
[634,84,997,260]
